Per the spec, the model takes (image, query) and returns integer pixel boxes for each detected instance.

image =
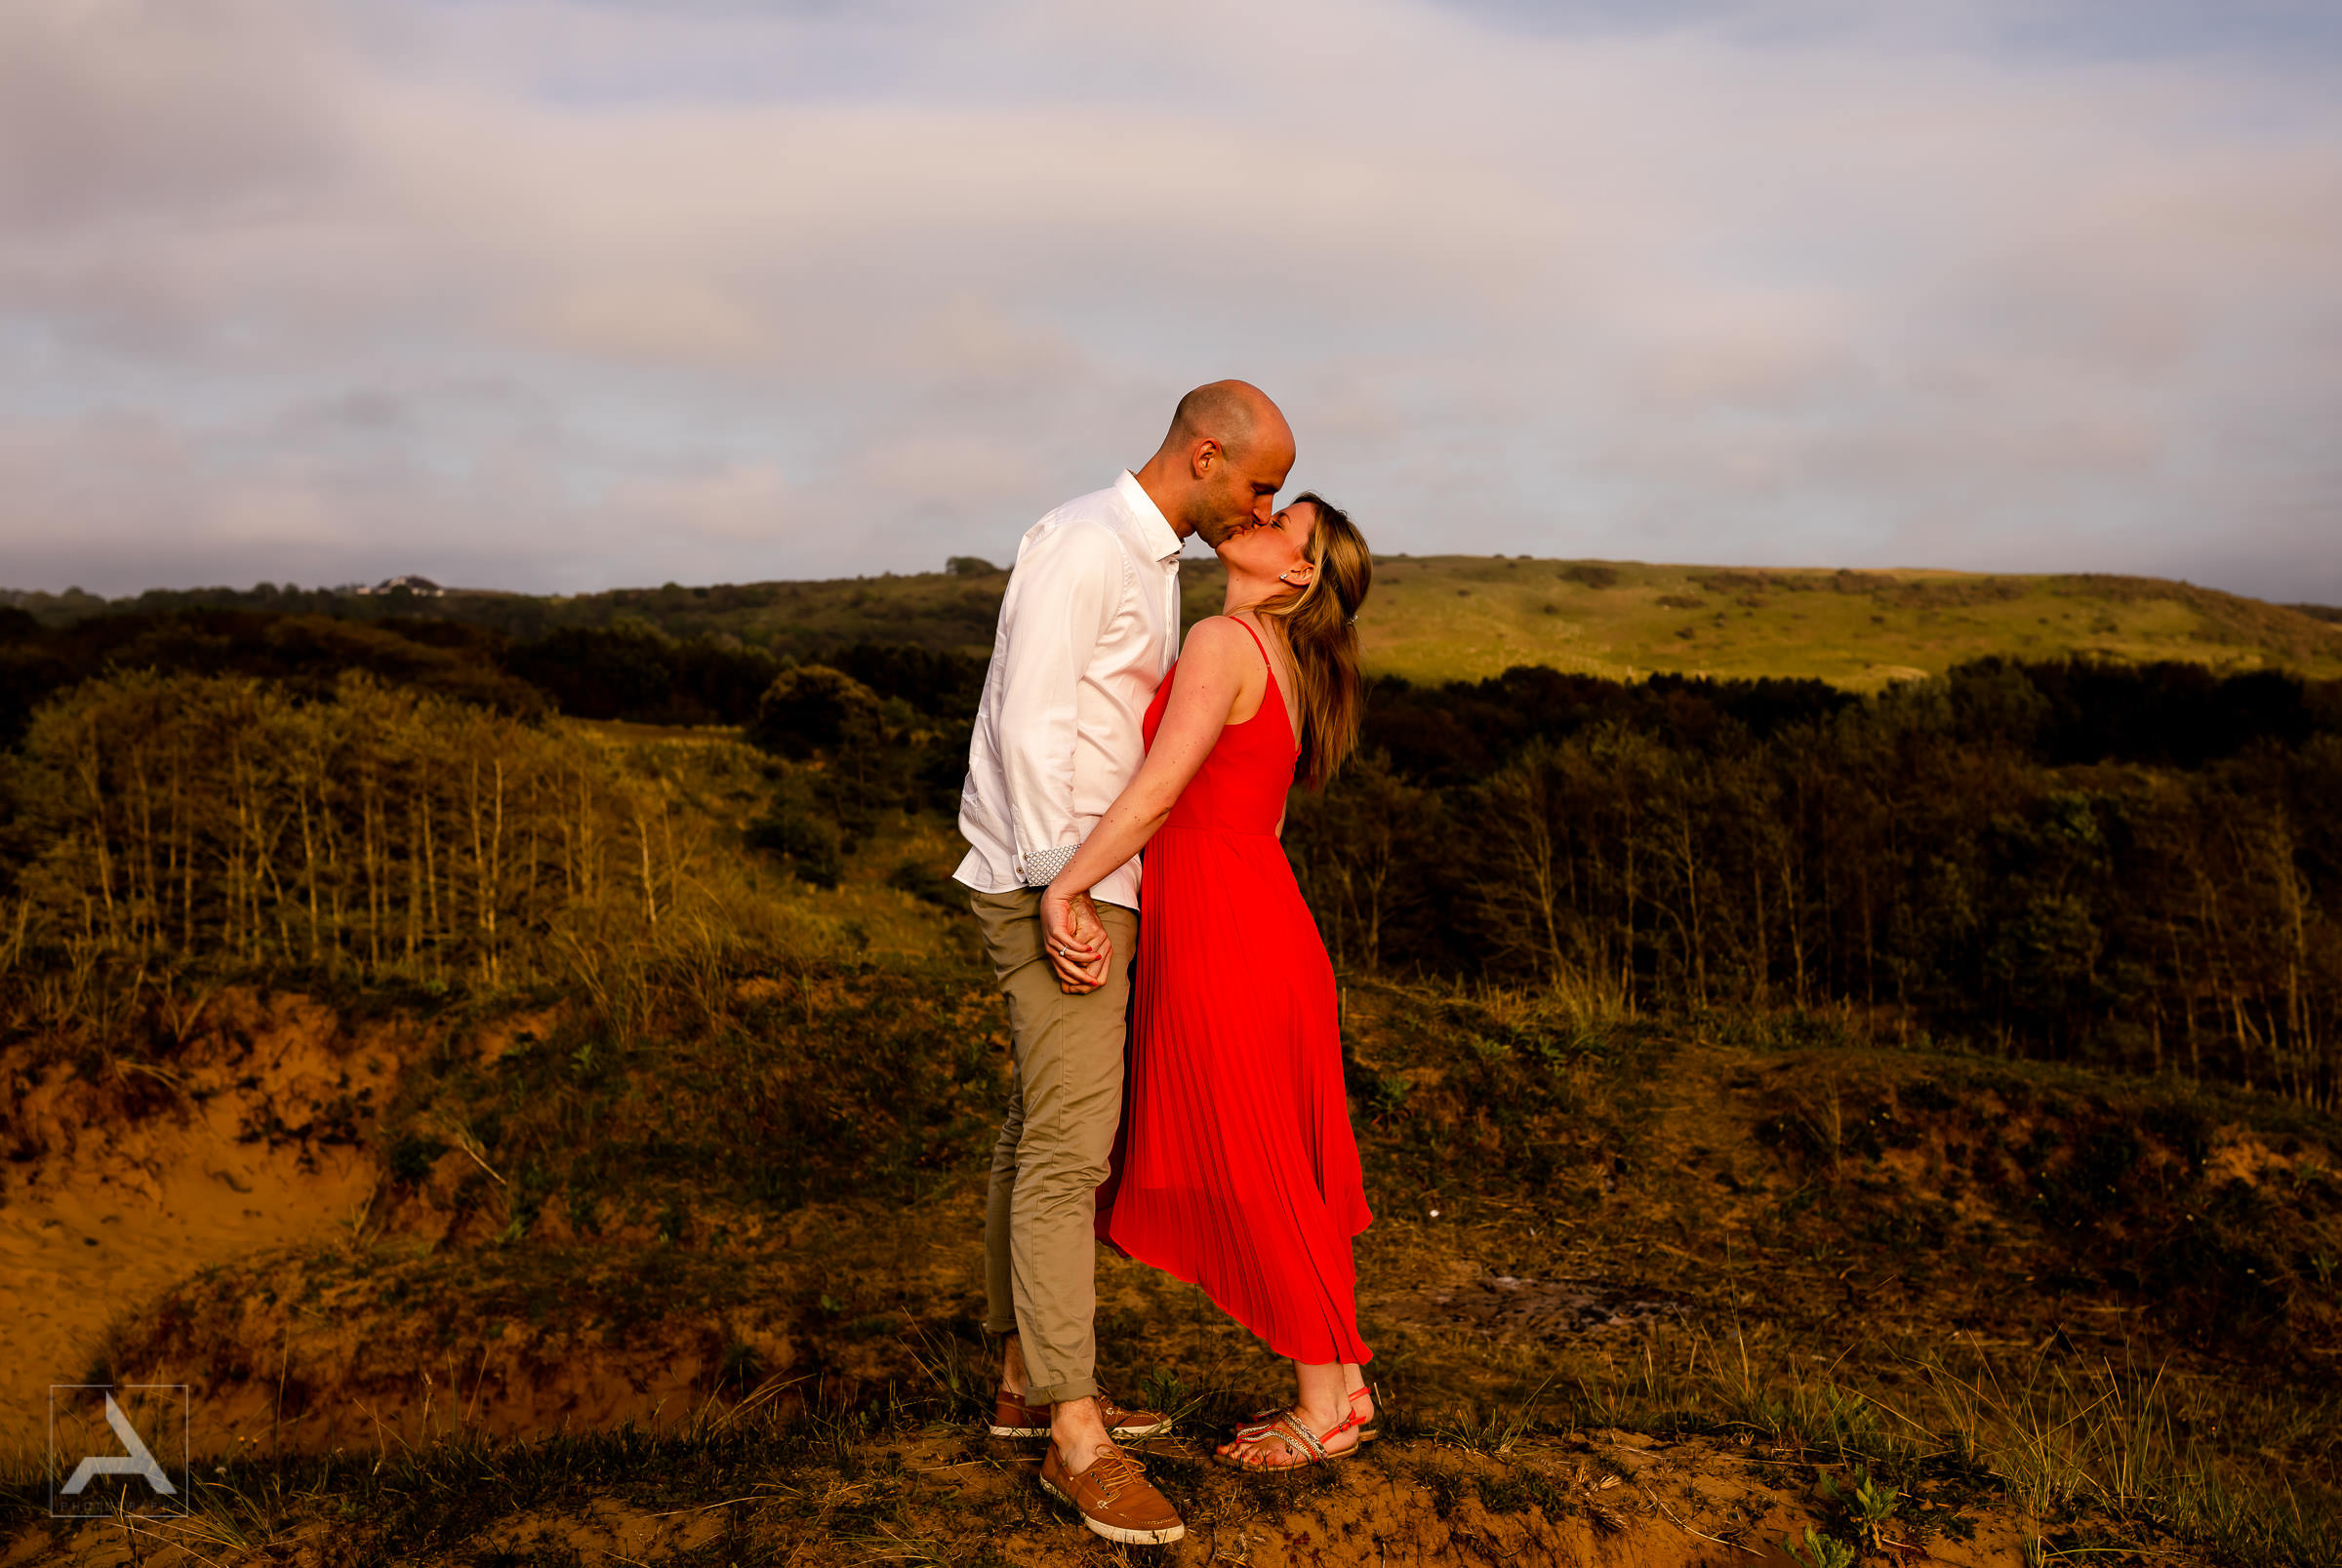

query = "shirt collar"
[1114,470,1185,565]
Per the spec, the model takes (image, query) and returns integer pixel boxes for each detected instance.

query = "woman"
[1039,491,1376,1470]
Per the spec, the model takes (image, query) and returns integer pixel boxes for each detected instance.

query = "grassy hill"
[10,558,2339,691]
[1229,557,2342,691]
[3,666,2338,1563]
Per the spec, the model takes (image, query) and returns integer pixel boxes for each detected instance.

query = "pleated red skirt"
[1095,632,1374,1367]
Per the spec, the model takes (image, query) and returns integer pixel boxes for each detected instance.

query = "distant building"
[351,575,445,597]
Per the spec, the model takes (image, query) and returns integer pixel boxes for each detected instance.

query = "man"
[953,382,1296,1546]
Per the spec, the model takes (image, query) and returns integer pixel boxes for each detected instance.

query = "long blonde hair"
[1258,493,1372,788]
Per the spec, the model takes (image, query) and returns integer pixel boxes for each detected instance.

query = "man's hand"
[1040,886,1111,994]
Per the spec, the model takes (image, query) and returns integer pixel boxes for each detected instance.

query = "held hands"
[1040,884,1111,994]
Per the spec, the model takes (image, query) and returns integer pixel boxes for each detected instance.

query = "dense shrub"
[502,623,779,726]
[1289,659,2342,1106]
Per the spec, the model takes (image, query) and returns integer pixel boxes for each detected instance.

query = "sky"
[3,0,2338,602]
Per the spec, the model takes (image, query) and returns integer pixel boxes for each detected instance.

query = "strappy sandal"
[1213,1408,1363,1470]
[1234,1385,1378,1443]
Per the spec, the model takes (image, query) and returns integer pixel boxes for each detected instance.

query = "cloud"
[2,0,2338,603]
[0,0,347,230]
[612,462,792,542]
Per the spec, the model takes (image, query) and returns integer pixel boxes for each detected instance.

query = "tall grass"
[1433,1323,2342,1567]
[0,670,884,1065]
[5,668,834,997]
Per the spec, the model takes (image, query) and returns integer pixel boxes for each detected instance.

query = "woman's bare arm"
[1038,618,1260,988]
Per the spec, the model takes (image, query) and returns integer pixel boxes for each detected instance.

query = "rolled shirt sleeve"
[992,522,1126,885]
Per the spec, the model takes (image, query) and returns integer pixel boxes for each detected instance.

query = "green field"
[1223,557,2342,690]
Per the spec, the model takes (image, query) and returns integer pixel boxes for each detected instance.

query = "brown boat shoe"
[1038,1442,1186,1546]
[989,1388,1172,1441]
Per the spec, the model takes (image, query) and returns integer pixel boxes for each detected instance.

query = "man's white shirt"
[953,472,1183,911]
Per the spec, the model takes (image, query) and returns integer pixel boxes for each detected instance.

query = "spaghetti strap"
[1230,616,1298,755]
[1230,615,1271,669]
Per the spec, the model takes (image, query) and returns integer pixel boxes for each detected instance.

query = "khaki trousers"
[970,888,1139,1407]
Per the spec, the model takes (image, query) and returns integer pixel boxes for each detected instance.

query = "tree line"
[0,558,1009,668]
[0,603,1005,744]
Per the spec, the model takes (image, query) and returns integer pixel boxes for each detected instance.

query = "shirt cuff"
[1020,843,1079,887]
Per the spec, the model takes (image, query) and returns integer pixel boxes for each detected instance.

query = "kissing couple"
[952,381,1377,1546]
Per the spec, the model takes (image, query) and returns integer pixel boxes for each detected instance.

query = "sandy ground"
[0,994,406,1463]
[0,985,2275,1563]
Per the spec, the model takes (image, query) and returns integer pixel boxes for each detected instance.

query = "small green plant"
[1783,1524,1859,1568]
[1821,1465,1901,1554]
[1137,1367,1190,1423]
[1816,1383,1884,1460]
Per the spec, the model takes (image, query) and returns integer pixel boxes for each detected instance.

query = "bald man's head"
[1134,381,1297,546]
[1167,381,1281,458]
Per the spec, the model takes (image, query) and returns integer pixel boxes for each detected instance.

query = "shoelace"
[1085,1446,1145,1499]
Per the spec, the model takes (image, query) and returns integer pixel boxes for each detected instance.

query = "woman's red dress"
[1095,622,1374,1367]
